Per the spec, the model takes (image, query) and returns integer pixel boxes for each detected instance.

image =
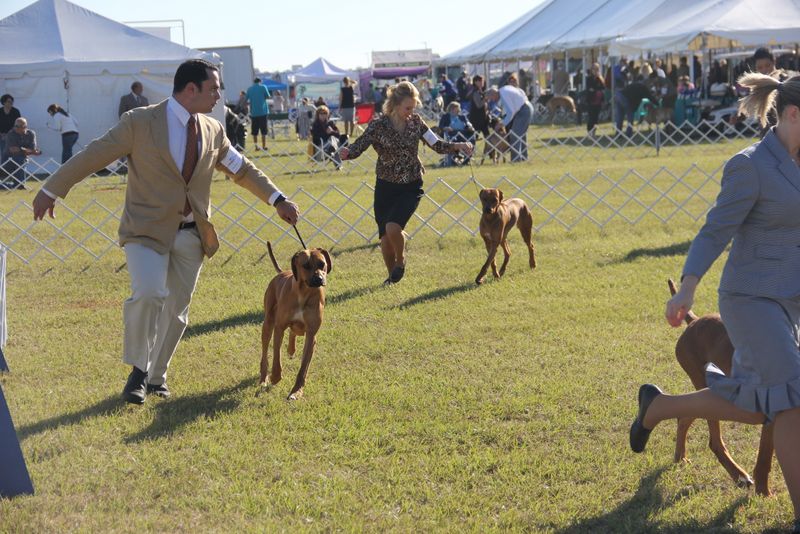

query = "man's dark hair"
[253,77,261,83]
[173,59,218,94]
[753,47,774,63]
[131,81,142,91]
[0,94,12,105]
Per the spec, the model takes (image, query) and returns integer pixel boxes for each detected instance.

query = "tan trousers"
[122,228,203,386]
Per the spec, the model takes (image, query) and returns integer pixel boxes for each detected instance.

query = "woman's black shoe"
[629,384,662,453]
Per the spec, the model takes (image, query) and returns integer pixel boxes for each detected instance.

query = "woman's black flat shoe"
[630,384,662,453]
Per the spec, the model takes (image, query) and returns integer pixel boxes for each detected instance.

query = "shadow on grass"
[330,242,379,257]
[183,311,262,339]
[328,284,383,306]
[553,466,749,533]
[16,395,123,441]
[393,282,477,309]
[124,376,258,443]
[614,240,692,264]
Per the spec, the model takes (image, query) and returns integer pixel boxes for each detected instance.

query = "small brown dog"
[259,242,332,400]
[668,279,774,495]
[480,118,511,165]
[476,188,536,285]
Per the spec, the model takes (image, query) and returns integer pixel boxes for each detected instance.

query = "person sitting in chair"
[311,105,346,170]
[438,101,475,166]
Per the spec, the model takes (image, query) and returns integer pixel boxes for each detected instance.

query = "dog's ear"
[317,248,332,274]
[498,189,504,202]
[290,251,302,281]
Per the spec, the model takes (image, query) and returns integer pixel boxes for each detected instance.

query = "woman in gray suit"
[630,72,800,532]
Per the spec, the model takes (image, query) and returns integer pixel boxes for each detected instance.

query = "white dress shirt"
[499,86,529,126]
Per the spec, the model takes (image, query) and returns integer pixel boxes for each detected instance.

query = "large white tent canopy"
[291,57,355,84]
[0,0,220,164]
[440,0,800,65]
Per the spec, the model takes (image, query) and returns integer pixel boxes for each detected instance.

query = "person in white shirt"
[485,84,533,162]
[46,104,79,163]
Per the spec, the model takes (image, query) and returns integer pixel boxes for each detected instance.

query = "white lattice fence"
[9,119,757,185]
[0,167,722,265]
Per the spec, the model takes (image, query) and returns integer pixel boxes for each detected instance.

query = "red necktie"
[181,115,198,215]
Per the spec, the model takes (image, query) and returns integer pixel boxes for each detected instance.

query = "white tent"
[440,0,800,64]
[0,0,221,165]
[291,58,355,84]
[610,0,800,55]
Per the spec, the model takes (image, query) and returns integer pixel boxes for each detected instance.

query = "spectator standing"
[297,97,315,140]
[616,80,651,136]
[46,104,79,163]
[467,75,490,138]
[272,90,286,113]
[340,82,472,285]
[585,63,605,136]
[339,77,356,137]
[236,90,249,116]
[0,95,21,163]
[485,83,533,162]
[612,57,631,135]
[552,62,570,96]
[677,56,690,78]
[119,82,149,117]
[456,70,470,106]
[654,58,666,78]
[2,117,41,189]
[439,73,458,108]
[246,77,271,151]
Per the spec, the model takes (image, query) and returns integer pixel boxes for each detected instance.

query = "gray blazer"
[683,128,800,298]
[118,93,149,118]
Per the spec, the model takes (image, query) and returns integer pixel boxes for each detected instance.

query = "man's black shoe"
[122,366,147,404]
[629,383,662,453]
[146,383,171,398]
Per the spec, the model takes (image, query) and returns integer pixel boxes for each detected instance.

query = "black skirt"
[373,178,424,238]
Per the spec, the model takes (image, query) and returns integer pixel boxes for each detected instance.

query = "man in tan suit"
[118,81,149,117]
[33,59,299,404]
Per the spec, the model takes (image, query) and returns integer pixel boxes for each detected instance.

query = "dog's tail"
[267,242,282,273]
[667,279,698,325]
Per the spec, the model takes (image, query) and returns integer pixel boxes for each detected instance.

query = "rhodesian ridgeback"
[668,279,774,495]
[259,242,332,400]
[476,188,536,285]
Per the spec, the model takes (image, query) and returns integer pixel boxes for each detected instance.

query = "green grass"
[0,144,793,533]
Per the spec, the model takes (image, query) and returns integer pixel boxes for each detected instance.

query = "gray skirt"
[340,107,355,122]
[707,292,800,422]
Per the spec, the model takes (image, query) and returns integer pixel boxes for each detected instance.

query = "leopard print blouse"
[347,113,460,184]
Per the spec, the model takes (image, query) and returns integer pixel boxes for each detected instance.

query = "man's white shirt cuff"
[269,191,285,206]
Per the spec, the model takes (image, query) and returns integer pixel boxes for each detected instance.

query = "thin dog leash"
[293,224,307,249]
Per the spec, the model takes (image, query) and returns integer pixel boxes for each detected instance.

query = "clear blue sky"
[1,0,542,72]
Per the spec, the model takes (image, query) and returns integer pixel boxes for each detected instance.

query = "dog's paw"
[475,276,484,285]
[287,389,304,401]
[736,474,755,489]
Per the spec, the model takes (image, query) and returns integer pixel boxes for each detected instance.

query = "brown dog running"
[480,118,511,165]
[260,242,332,400]
[476,188,536,285]
[667,279,774,495]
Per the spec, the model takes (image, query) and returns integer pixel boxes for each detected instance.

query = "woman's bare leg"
[643,388,766,429]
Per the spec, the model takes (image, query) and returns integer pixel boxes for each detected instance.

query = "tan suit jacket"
[45,100,280,258]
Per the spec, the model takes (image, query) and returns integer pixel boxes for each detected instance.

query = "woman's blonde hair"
[382,81,420,117]
[314,105,330,121]
[737,72,800,127]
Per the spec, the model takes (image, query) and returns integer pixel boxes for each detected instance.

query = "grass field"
[0,141,794,533]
